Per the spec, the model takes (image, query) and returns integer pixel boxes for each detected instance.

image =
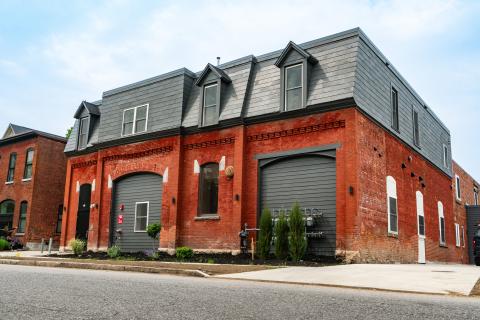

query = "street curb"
[469,278,480,296]
[214,276,475,297]
[0,259,209,278]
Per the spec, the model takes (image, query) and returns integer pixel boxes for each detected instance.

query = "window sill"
[15,233,25,236]
[455,199,462,205]
[195,215,220,221]
[4,181,13,185]
[22,178,32,182]
[387,232,399,238]
[439,244,448,248]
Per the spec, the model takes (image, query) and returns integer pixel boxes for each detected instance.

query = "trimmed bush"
[257,208,273,259]
[176,246,194,261]
[68,239,86,256]
[274,212,289,260]
[289,202,307,262]
[146,223,162,252]
[107,245,121,259]
[0,238,10,251]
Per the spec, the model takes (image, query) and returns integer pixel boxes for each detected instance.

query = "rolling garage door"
[112,173,163,252]
[260,153,336,256]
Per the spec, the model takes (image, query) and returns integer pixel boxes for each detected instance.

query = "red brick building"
[0,124,67,249]
[452,161,479,263]
[60,28,469,263]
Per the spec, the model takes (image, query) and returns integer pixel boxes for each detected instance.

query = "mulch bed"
[49,251,341,267]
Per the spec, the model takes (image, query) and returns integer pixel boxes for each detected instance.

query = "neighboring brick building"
[452,161,479,264]
[60,28,467,263]
[0,124,67,249]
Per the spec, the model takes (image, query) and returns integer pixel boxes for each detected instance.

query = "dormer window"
[203,83,218,126]
[78,117,89,149]
[275,41,317,112]
[122,104,148,136]
[285,64,303,110]
[195,63,231,127]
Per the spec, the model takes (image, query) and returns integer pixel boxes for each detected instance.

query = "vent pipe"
[216,57,221,66]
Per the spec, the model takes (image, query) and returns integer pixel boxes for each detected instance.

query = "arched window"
[17,201,27,233]
[0,200,15,230]
[438,201,446,245]
[416,191,425,237]
[386,176,398,234]
[198,163,219,215]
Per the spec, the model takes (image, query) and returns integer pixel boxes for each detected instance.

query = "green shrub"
[107,245,121,259]
[274,212,289,260]
[146,223,162,252]
[289,202,307,262]
[257,208,273,259]
[176,246,194,261]
[0,238,10,251]
[68,239,86,256]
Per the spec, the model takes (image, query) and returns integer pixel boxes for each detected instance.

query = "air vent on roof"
[217,57,221,66]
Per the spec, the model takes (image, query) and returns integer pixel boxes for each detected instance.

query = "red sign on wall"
[118,215,124,224]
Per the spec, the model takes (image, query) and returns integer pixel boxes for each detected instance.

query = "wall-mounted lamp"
[235,194,240,201]
[172,197,176,205]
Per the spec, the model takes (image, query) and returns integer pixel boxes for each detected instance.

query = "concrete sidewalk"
[217,263,480,296]
[0,251,63,258]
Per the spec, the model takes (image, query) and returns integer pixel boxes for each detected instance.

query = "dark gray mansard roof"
[64,27,452,176]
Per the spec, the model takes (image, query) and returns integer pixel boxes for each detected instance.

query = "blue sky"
[0,0,479,179]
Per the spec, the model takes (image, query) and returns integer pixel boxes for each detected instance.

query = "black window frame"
[197,162,219,216]
[0,200,15,230]
[202,83,220,127]
[56,204,63,234]
[388,196,398,233]
[77,116,89,150]
[23,148,34,180]
[412,108,420,147]
[391,86,399,132]
[439,216,446,245]
[6,153,16,183]
[17,201,27,233]
[418,214,425,236]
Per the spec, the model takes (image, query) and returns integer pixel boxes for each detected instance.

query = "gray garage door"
[467,206,480,264]
[260,154,336,256]
[112,173,163,252]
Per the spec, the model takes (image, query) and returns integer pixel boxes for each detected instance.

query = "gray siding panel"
[64,119,79,152]
[260,155,336,256]
[353,38,452,175]
[112,173,163,252]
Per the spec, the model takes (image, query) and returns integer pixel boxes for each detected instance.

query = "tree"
[146,223,162,252]
[65,126,73,139]
[274,211,289,260]
[289,202,307,261]
[257,208,273,259]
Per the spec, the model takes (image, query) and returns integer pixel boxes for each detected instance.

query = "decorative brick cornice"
[103,145,173,163]
[183,137,236,150]
[247,120,345,142]
[71,160,97,169]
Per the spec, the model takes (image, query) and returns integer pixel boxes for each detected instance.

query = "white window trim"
[443,144,449,168]
[284,63,304,111]
[416,191,425,238]
[455,174,461,201]
[21,178,32,182]
[133,201,149,232]
[438,201,446,245]
[77,116,89,150]
[455,223,460,247]
[202,83,218,126]
[121,104,149,137]
[386,176,398,234]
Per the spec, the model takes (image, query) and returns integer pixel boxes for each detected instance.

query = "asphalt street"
[0,265,478,320]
